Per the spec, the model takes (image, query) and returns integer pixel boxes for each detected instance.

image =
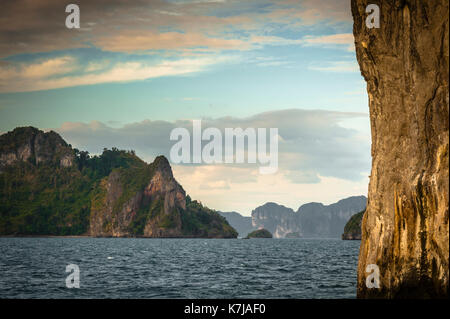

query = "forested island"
[0,127,237,238]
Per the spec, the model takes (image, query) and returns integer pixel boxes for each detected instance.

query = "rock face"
[0,126,74,170]
[298,196,367,238]
[342,211,364,240]
[89,155,237,238]
[89,156,187,237]
[251,202,300,238]
[352,0,449,297]
[0,127,237,238]
[250,196,367,238]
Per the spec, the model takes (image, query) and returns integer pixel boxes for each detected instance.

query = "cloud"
[0,57,76,80]
[308,61,360,73]
[21,57,77,78]
[94,31,251,53]
[0,55,235,93]
[301,33,355,52]
[0,29,357,92]
[268,0,352,25]
[0,0,247,57]
[52,109,370,214]
[94,32,328,55]
[0,0,359,92]
[250,56,292,67]
[0,0,353,58]
[172,165,368,215]
[54,108,370,183]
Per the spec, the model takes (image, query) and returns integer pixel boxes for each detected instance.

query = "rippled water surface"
[0,238,360,298]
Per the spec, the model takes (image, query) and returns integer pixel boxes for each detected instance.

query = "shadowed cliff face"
[352,0,449,298]
[89,155,237,238]
[0,127,237,238]
[89,156,187,237]
[250,197,367,238]
[0,126,74,169]
[251,202,300,238]
[342,211,364,240]
[298,196,367,238]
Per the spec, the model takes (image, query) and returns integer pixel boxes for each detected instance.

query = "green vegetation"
[0,127,56,155]
[245,229,273,238]
[74,147,145,181]
[342,210,364,240]
[111,164,154,216]
[129,198,164,235]
[0,127,238,238]
[0,146,143,235]
[180,196,238,238]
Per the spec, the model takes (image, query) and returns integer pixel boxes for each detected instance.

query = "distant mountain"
[251,202,301,238]
[217,211,255,238]
[298,196,367,238]
[0,127,237,238]
[250,196,367,238]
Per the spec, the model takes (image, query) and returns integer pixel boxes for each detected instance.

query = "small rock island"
[342,211,364,240]
[245,229,273,238]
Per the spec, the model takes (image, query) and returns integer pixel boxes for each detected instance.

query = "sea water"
[0,238,360,299]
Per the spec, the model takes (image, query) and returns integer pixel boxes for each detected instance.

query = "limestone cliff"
[0,126,74,170]
[250,196,366,238]
[89,156,187,237]
[89,156,237,238]
[352,0,449,297]
[298,196,367,238]
[251,202,301,238]
[0,127,237,238]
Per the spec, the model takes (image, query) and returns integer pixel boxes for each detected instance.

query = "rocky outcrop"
[0,127,237,238]
[0,127,74,170]
[251,202,300,238]
[250,196,366,238]
[245,228,273,239]
[298,196,367,238]
[352,0,449,297]
[89,155,237,238]
[89,156,187,237]
[342,211,364,240]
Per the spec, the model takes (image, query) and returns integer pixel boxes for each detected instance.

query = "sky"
[0,0,371,215]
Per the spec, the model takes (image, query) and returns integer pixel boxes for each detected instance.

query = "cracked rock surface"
[352,0,449,298]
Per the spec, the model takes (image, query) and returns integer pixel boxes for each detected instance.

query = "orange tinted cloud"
[0,56,234,93]
[0,0,352,57]
[94,31,250,52]
[301,33,355,51]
